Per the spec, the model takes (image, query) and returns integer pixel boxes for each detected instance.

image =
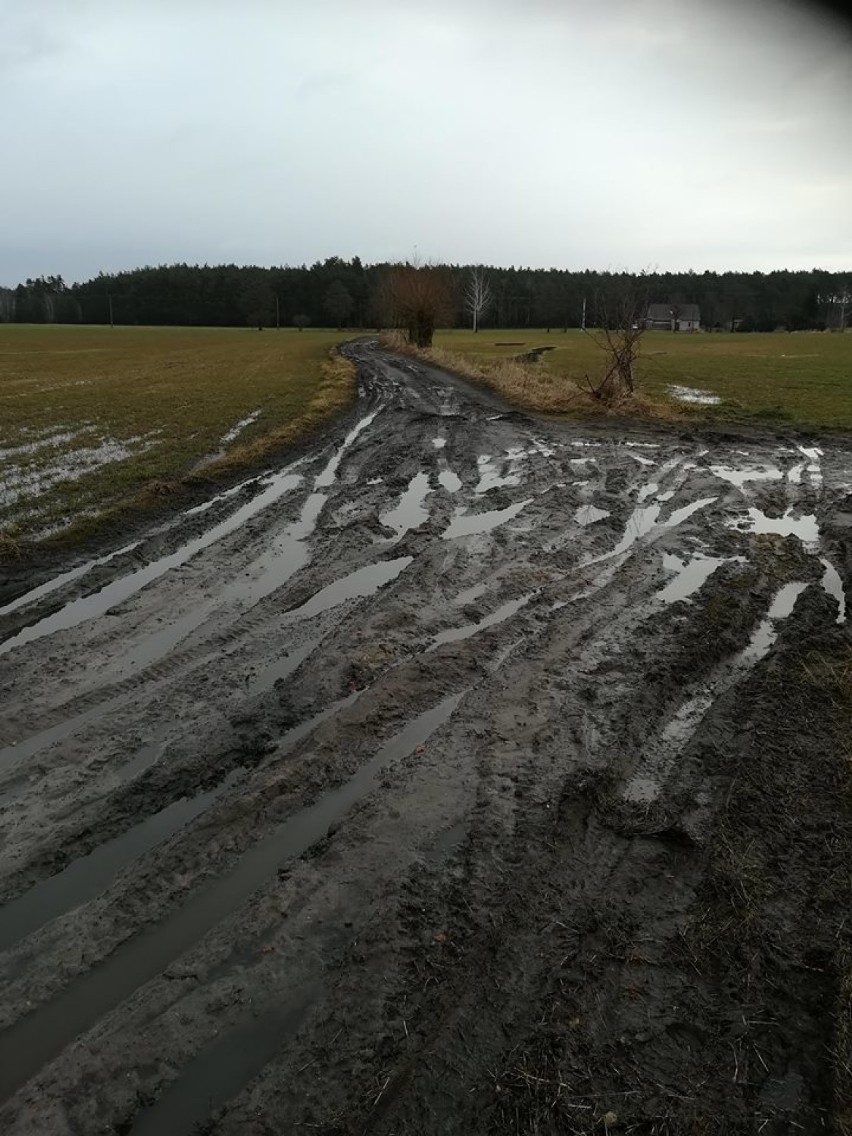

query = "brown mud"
[0,341,850,1134]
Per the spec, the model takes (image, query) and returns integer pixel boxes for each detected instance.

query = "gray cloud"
[2,0,851,283]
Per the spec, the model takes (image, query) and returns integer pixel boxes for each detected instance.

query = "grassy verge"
[0,325,354,552]
[425,328,852,431]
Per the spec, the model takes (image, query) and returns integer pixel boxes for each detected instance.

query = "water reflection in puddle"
[438,468,462,493]
[454,583,487,606]
[819,558,847,624]
[740,582,809,663]
[728,507,819,548]
[667,385,721,405]
[710,466,783,488]
[0,767,245,954]
[0,692,466,1103]
[0,468,303,659]
[658,553,744,604]
[475,454,522,494]
[443,500,531,540]
[430,593,533,648]
[574,505,610,526]
[624,580,809,803]
[381,472,432,536]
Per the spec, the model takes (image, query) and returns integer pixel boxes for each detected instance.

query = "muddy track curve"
[0,341,851,1134]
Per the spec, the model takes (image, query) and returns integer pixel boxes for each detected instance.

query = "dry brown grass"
[0,529,23,562]
[803,647,852,712]
[383,332,682,422]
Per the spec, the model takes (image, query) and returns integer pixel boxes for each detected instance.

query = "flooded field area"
[0,341,850,1134]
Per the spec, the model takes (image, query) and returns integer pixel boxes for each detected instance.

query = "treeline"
[1,258,849,331]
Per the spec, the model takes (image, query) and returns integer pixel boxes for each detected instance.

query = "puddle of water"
[739,582,809,664]
[729,507,819,549]
[658,553,741,604]
[0,692,464,1104]
[0,768,244,956]
[430,594,533,648]
[116,726,170,784]
[454,582,487,606]
[591,504,661,563]
[280,557,412,624]
[624,581,808,804]
[0,470,303,659]
[438,467,462,493]
[796,444,823,488]
[819,558,847,624]
[0,674,175,773]
[0,437,150,510]
[247,639,320,697]
[709,466,783,488]
[0,541,141,619]
[442,500,531,540]
[660,497,717,529]
[184,480,253,518]
[220,409,261,446]
[667,384,721,405]
[0,430,83,463]
[314,410,378,488]
[380,472,432,535]
[128,988,320,1136]
[574,505,610,526]
[113,490,325,677]
[658,552,727,604]
[625,451,656,467]
[475,454,522,495]
[787,463,805,486]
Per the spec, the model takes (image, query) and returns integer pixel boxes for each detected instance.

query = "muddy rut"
[1,342,851,1135]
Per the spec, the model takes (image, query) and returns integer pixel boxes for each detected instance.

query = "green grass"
[0,325,353,547]
[432,328,852,430]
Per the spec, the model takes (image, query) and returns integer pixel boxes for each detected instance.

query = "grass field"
[0,325,353,548]
[430,328,852,431]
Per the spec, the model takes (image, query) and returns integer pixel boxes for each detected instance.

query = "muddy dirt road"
[1,341,851,1134]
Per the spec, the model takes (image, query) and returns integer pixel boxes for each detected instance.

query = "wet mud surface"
[1,341,851,1134]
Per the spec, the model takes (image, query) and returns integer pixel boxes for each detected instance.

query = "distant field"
[432,328,852,431]
[0,325,353,546]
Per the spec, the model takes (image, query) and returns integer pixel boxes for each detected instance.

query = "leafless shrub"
[582,279,649,405]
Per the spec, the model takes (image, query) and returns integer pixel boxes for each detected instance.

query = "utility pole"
[275,294,280,330]
[581,297,586,330]
[108,294,114,328]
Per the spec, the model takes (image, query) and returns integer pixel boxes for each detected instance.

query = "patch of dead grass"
[383,332,683,423]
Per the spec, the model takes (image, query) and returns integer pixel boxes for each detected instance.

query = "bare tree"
[818,284,852,331]
[463,266,492,333]
[381,263,454,348]
[581,280,648,404]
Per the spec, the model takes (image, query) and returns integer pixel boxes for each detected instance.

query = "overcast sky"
[2,0,851,284]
